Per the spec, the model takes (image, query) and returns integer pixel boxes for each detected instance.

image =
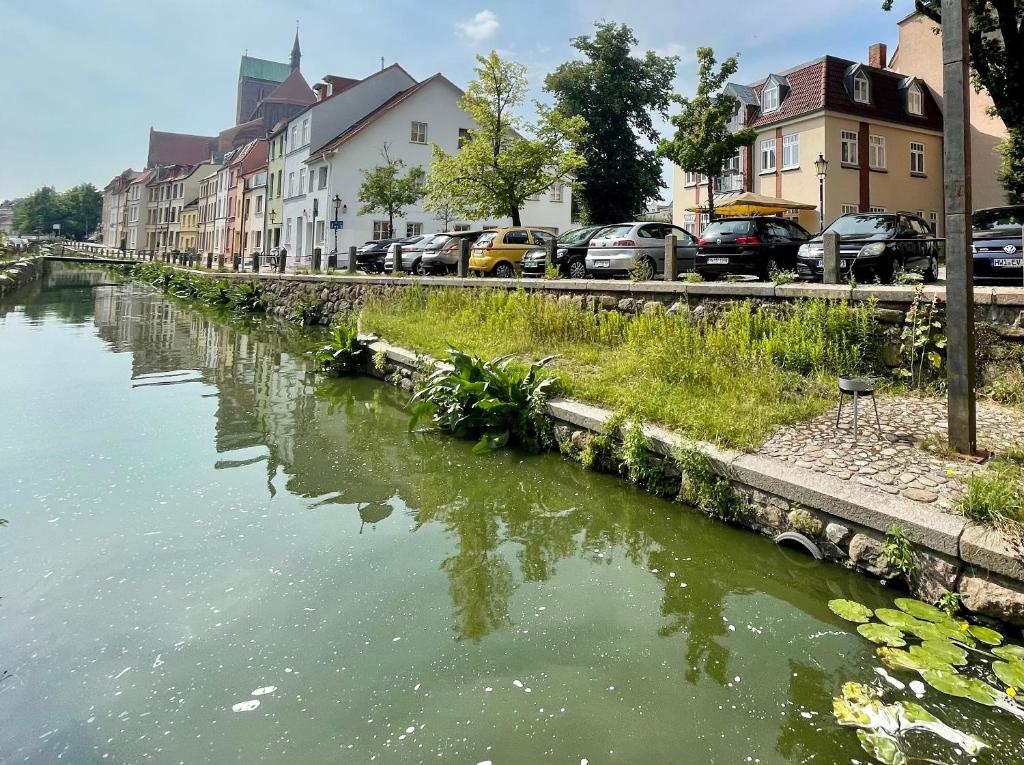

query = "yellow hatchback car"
[469,227,556,278]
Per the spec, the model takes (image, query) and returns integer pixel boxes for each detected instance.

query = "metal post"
[207,253,213,269]
[393,244,404,274]
[312,247,321,272]
[278,249,288,274]
[347,245,357,274]
[546,238,557,276]
[942,0,977,454]
[664,234,678,282]
[252,252,259,273]
[457,239,470,277]
[818,176,825,233]
[823,231,840,284]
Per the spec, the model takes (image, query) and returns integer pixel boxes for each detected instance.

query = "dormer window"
[907,83,923,115]
[853,72,871,104]
[762,85,780,112]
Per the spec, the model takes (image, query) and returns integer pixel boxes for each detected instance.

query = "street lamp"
[815,153,829,233]
[332,194,342,255]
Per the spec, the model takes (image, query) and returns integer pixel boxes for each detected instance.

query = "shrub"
[310,319,366,375]
[768,268,798,285]
[229,282,265,312]
[291,298,322,325]
[411,350,557,455]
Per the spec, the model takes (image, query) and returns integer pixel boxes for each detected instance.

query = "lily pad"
[906,620,973,646]
[993,644,1024,661]
[993,659,1024,690]
[877,647,954,675]
[858,623,906,647]
[856,731,906,765]
[894,598,948,623]
[874,608,923,630]
[921,670,1000,706]
[920,639,968,667]
[829,599,874,623]
[968,624,1004,646]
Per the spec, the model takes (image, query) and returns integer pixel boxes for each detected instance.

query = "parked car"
[585,222,697,280]
[796,212,939,283]
[420,230,493,274]
[695,217,812,280]
[521,225,607,278]
[469,227,556,277]
[971,206,1024,283]
[356,238,402,272]
[383,235,431,274]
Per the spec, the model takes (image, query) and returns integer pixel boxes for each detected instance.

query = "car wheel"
[759,257,781,281]
[412,258,424,276]
[637,258,656,281]
[923,254,939,283]
[494,262,514,279]
[699,270,720,282]
[877,256,896,284]
[567,259,587,279]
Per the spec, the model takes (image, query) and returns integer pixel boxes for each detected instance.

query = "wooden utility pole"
[942,0,977,454]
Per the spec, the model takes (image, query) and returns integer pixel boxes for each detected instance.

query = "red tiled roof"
[260,69,315,106]
[308,73,456,159]
[747,56,942,132]
[147,129,217,167]
[323,75,359,95]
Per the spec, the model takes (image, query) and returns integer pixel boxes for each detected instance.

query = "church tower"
[290,29,301,72]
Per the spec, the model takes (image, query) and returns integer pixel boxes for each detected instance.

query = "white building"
[281,65,573,264]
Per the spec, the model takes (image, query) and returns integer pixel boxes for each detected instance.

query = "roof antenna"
[381,56,385,71]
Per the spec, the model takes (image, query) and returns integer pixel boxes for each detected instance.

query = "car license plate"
[994,258,1023,267]
[707,257,729,265]
[816,259,849,268]
[594,260,609,268]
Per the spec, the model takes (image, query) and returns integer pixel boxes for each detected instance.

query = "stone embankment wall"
[0,254,43,298]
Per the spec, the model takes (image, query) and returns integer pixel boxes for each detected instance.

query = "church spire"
[290,24,301,72]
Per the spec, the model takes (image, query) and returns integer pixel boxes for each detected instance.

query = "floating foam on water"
[513,680,523,688]
[232,699,260,712]
[251,686,276,696]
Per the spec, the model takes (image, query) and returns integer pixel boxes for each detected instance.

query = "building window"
[308,170,314,192]
[411,121,428,144]
[683,171,698,187]
[301,118,309,146]
[760,138,777,173]
[841,204,859,216]
[841,130,859,165]
[406,222,423,236]
[290,125,298,149]
[762,84,779,112]
[550,183,563,202]
[458,128,470,148]
[298,168,306,194]
[268,174,274,198]
[285,218,293,244]
[869,206,887,213]
[315,219,325,243]
[782,134,799,169]
[373,220,391,239]
[318,166,328,189]
[853,72,870,103]
[908,84,924,116]
[682,213,696,234]
[911,142,926,174]
[453,223,470,232]
[255,195,263,214]
[869,135,886,169]
[929,211,939,233]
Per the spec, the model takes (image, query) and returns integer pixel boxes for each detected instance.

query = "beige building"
[888,12,1007,211]
[179,200,199,253]
[672,47,945,237]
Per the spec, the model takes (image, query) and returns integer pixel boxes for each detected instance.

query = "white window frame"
[683,171,698,187]
[760,138,777,173]
[841,130,859,165]
[762,84,780,112]
[869,206,887,213]
[869,134,886,170]
[841,203,859,216]
[410,121,428,144]
[287,172,295,197]
[290,125,298,149]
[373,220,390,239]
[908,84,924,116]
[301,118,309,146]
[910,142,926,175]
[317,166,328,190]
[549,183,563,202]
[682,213,696,234]
[298,168,306,194]
[406,222,423,237]
[853,72,870,104]
[782,133,800,170]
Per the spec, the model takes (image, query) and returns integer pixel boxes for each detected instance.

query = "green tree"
[10,184,101,239]
[883,1,1024,200]
[425,52,586,227]
[545,22,679,224]
[658,48,756,221]
[12,187,63,236]
[60,183,102,239]
[357,144,426,238]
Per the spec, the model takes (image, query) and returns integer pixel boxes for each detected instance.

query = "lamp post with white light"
[815,153,829,233]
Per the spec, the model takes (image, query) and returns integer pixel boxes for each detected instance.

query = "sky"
[0,0,920,202]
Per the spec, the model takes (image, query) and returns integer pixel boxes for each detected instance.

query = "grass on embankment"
[361,287,881,450]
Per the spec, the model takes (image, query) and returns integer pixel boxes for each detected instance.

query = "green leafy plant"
[372,349,388,372]
[229,282,265,312]
[290,298,323,325]
[309,319,367,376]
[934,589,961,618]
[848,274,858,289]
[543,259,561,281]
[410,350,557,454]
[628,258,651,282]
[684,271,703,283]
[893,269,924,285]
[899,285,946,390]
[675,445,738,522]
[881,524,915,578]
[957,460,1024,525]
[768,268,798,285]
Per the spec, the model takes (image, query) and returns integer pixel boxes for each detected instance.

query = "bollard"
[347,245,357,274]
[207,253,213,269]
[327,252,337,270]
[233,254,240,271]
[217,253,224,270]
[546,238,557,276]
[393,244,404,274]
[252,253,259,273]
[278,249,288,274]
[313,247,322,272]
[822,231,840,285]
[664,234,678,282]
[457,239,471,278]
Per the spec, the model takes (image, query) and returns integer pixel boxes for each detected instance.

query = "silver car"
[585,222,697,280]
[383,235,430,274]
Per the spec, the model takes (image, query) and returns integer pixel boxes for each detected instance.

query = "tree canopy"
[424,52,586,227]
[357,144,426,238]
[658,48,756,220]
[545,22,679,224]
[11,183,102,239]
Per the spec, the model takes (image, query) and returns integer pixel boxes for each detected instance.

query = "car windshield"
[424,234,450,248]
[594,225,634,240]
[559,227,597,246]
[701,221,753,237]
[824,215,895,239]
[973,208,1024,232]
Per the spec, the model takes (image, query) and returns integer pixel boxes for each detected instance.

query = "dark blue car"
[972,207,1024,284]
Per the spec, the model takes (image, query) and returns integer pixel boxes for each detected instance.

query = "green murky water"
[0,267,1021,764]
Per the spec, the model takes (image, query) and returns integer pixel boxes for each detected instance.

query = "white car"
[383,235,431,274]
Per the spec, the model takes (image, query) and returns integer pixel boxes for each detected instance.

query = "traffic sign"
[330,220,344,230]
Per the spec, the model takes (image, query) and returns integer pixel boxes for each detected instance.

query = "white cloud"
[456,10,500,42]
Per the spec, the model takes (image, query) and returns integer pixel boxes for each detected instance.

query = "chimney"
[313,82,328,101]
[868,43,887,69]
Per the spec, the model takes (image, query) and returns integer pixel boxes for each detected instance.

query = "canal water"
[0,267,1020,764]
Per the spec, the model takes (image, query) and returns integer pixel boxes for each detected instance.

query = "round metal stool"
[836,376,881,441]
